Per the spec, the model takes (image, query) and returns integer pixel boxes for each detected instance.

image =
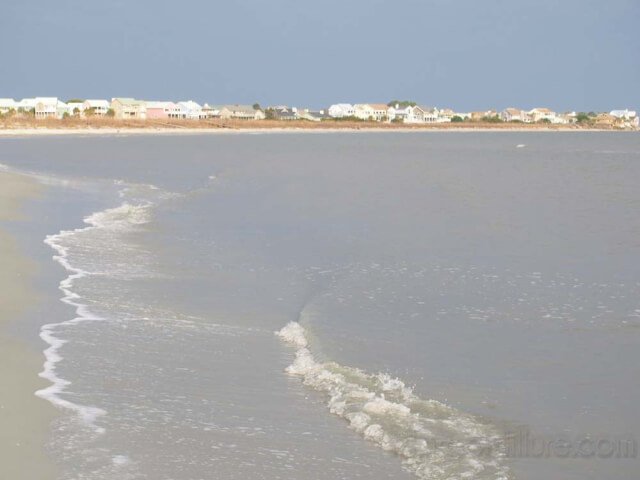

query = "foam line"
[277,321,510,480]
[37,202,152,435]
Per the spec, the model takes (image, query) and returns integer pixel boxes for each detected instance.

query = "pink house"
[145,101,180,119]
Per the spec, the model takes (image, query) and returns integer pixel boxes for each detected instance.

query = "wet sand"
[0,171,57,479]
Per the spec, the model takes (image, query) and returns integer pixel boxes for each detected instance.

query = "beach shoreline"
[0,117,636,138]
[0,126,633,138]
[0,171,57,480]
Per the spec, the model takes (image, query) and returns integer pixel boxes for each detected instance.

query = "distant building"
[16,98,37,113]
[610,109,637,120]
[0,98,16,114]
[354,104,390,122]
[217,105,265,120]
[528,107,558,123]
[202,104,221,118]
[82,99,110,116]
[328,103,355,118]
[594,113,617,128]
[111,98,147,119]
[145,101,181,119]
[177,100,206,120]
[35,97,68,119]
[67,102,85,116]
[271,107,299,121]
[500,108,527,122]
[298,109,330,122]
[388,104,413,122]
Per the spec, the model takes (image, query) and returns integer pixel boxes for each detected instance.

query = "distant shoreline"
[0,125,634,138]
[1,117,636,137]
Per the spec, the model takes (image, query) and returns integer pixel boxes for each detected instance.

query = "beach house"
[217,105,265,120]
[354,104,390,122]
[145,101,181,119]
[0,98,17,115]
[298,109,330,122]
[177,101,206,120]
[387,104,412,122]
[35,97,68,119]
[500,108,527,122]
[82,99,110,116]
[67,102,85,116]
[528,107,558,123]
[15,98,37,113]
[202,104,221,118]
[328,103,355,118]
[111,98,147,119]
[610,109,637,121]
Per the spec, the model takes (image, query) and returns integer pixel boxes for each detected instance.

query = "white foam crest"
[36,200,152,436]
[85,202,151,230]
[276,321,510,480]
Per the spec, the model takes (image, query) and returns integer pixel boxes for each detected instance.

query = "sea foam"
[37,201,152,436]
[276,320,510,480]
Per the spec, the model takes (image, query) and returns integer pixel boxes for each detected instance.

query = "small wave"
[276,321,510,480]
[37,201,153,436]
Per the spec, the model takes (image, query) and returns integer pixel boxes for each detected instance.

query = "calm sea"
[2,132,639,480]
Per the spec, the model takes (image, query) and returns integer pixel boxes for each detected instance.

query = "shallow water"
[1,132,639,479]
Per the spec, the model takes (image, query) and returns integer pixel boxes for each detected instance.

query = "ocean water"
[1,132,639,480]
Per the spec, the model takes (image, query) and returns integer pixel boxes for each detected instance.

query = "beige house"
[83,99,110,116]
[354,104,390,122]
[528,107,557,123]
[111,98,147,119]
[217,105,265,120]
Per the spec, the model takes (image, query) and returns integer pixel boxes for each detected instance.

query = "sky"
[1,0,638,111]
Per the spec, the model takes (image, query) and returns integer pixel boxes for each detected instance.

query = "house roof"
[221,105,259,114]
[0,99,16,107]
[84,99,110,108]
[369,103,389,110]
[504,108,522,115]
[112,98,145,107]
[177,100,202,110]
[146,101,177,109]
[35,97,59,104]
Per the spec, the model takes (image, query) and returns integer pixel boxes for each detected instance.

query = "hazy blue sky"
[1,0,638,111]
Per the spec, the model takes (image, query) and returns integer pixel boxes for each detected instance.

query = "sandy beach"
[0,117,632,138]
[0,171,57,479]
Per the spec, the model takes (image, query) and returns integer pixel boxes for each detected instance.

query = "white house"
[35,97,68,119]
[610,109,639,128]
[177,100,206,120]
[16,98,37,112]
[387,104,412,122]
[0,98,17,115]
[82,99,110,116]
[202,104,221,118]
[528,107,558,123]
[500,108,527,122]
[67,102,85,116]
[610,109,637,120]
[354,104,390,122]
[328,103,355,118]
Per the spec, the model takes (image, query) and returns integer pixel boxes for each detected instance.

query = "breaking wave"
[277,321,511,480]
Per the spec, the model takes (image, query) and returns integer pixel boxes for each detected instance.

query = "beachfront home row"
[327,103,457,123]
